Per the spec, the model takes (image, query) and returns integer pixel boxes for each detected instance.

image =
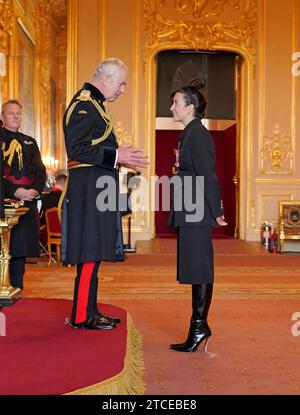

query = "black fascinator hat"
[171,59,205,94]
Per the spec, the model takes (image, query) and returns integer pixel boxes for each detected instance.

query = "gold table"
[0,206,28,306]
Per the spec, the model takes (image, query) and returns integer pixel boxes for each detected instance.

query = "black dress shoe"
[65,317,116,330]
[96,312,121,325]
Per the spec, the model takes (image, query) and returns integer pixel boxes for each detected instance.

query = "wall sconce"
[0,52,6,76]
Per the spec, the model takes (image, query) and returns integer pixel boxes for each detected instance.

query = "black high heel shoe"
[170,318,211,352]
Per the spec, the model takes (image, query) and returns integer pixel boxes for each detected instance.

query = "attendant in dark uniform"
[63,58,148,330]
[168,86,227,352]
[0,99,46,290]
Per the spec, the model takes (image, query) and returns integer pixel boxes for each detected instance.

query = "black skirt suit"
[168,118,223,284]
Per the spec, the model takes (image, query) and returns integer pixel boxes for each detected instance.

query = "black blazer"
[168,118,223,228]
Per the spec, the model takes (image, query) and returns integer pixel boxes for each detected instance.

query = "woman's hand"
[216,215,228,226]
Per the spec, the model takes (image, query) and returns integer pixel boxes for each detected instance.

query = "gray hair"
[93,58,127,80]
[1,99,22,114]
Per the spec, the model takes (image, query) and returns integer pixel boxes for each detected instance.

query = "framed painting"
[279,201,300,252]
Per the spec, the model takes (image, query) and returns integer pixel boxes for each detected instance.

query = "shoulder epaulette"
[65,89,115,146]
[77,90,92,102]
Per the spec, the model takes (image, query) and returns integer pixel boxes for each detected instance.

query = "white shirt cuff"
[114,149,118,168]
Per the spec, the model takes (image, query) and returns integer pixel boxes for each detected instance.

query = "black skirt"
[177,227,214,284]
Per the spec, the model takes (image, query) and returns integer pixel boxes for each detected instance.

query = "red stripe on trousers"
[75,262,95,323]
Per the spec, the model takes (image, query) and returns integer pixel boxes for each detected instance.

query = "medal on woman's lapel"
[172,141,181,174]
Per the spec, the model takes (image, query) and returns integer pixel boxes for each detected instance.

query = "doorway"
[154,50,239,238]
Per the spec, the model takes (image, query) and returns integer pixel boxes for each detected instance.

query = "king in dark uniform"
[0,99,46,290]
[62,58,148,330]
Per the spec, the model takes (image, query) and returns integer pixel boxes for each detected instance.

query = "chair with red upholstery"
[45,207,61,266]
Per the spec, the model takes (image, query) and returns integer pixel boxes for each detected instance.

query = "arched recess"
[142,0,257,240]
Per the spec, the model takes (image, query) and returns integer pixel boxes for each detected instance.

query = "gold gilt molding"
[143,0,257,70]
[115,121,133,146]
[173,0,241,19]
[48,0,67,29]
[143,0,257,239]
[260,125,293,175]
[36,1,51,154]
[0,0,13,99]
[0,0,13,53]
[250,197,255,228]
[67,0,78,103]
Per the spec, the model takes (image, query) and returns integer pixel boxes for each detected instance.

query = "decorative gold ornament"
[260,125,293,175]
[0,0,13,54]
[0,206,28,305]
[114,121,133,146]
[48,0,67,29]
[143,0,256,70]
[174,0,241,19]
[4,199,25,208]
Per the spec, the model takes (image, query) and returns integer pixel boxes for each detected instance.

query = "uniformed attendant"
[168,86,227,352]
[0,100,47,290]
[63,58,148,330]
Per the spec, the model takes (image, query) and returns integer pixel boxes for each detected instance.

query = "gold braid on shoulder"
[3,139,23,170]
[65,89,114,146]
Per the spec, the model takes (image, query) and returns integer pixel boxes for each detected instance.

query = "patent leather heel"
[170,319,211,352]
[203,337,209,352]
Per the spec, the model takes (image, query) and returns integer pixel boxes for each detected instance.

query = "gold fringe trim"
[65,313,145,395]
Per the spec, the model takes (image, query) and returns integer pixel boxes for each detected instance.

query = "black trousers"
[9,257,26,290]
[71,261,101,324]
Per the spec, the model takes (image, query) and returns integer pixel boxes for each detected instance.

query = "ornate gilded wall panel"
[143,0,257,65]
[142,0,257,240]
[260,125,293,175]
[0,0,67,170]
[0,0,13,101]
[16,21,35,137]
[173,0,241,19]
[258,0,297,179]
[56,37,67,168]
[0,0,13,53]
[35,1,51,154]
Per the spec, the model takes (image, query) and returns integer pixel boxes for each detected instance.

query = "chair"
[279,200,300,253]
[39,223,49,257]
[45,207,61,265]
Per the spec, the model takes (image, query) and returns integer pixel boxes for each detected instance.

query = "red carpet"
[0,298,144,395]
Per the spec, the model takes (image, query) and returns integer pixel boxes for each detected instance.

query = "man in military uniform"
[0,99,46,290]
[63,58,148,330]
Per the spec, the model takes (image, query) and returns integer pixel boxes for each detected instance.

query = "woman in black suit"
[168,86,227,352]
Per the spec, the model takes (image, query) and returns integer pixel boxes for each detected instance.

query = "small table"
[0,204,28,306]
